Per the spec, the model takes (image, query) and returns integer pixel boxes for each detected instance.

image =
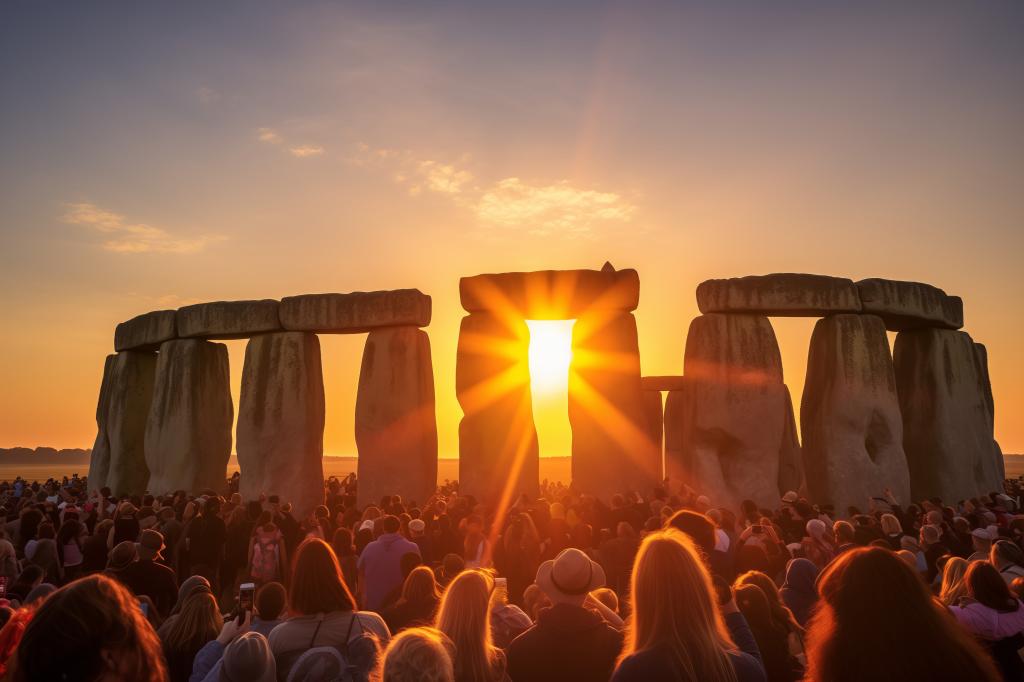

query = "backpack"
[250,530,280,583]
[281,614,380,682]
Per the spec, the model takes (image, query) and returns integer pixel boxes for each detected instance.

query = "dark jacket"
[506,603,623,682]
[780,558,819,628]
[612,612,766,682]
[117,559,178,618]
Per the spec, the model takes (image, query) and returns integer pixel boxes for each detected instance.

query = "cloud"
[353,144,635,236]
[476,178,635,236]
[61,202,224,254]
[257,127,282,144]
[289,145,325,158]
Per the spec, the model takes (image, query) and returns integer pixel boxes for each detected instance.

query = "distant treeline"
[0,447,91,465]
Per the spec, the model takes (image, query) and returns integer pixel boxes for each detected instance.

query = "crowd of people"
[0,470,1022,681]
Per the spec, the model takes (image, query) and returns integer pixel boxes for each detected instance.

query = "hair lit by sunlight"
[526,320,574,394]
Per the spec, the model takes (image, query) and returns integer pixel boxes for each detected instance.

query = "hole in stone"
[864,410,888,464]
[526,320,575,472]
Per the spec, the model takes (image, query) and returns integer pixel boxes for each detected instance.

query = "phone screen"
[494,577,508,602]
[238,582,255,624]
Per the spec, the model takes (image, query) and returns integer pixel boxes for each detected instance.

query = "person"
[332,527,359,593]
[358,515,421,612]
[161,591,222,682]
[779,558,818,628]
[611,529,765,682]
[24,522,61,585]
[507,548,624,682]
[496,513,541,605]
[221,505,254,603]
[599,521,639,599]
[434,569,507,682]
[879,513,904,550]
[158,576,214,639]
[968,527,994,562]
[56,518,86,582]
[81,518,114,574]
[0,531,17,579]
[111,502,141,547]
[251,581,287,636]
[804,547,999,682]
[248,511,287,586]
[735,583,803,681]
[189,614,277,682]
[377,627,455,682]
[734,570,805,666]
[9,574,167,681]
[801,520,835,570]
[990,540,1024,585]
[6,565,44,606]
[382,565,442,633]
[938,556,970,606]
[948,561,1024,681]
[186,498,226,591]
[117,529,178,618]
[268,539,389,680]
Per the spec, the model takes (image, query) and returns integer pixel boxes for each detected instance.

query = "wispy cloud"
[353,144,635,237]
[61,202,224,254]
[289,145,325,158]
[257,127,282,144]
[195,86,221,104]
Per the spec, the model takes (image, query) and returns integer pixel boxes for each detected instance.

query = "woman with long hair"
[734,584,802,682]
[434,569,506,682]
[938,556,970,606]
[377,627,455,682]
[612,529,764,682]
[268,538,389,680]
[734,570,805,665]
[160,591,221,682]
[948,561,1024,681]
[10,574,167,681]
[383,565,442,633]
[804,547,999,682]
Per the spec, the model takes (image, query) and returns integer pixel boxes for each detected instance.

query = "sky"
[1,1,1022,460]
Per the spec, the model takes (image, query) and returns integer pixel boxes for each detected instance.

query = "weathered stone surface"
[355,327,438,507]
[145,340,233,495]
[280,290,430,333]
[696,274,861,316]
[176,300,281,339]
[778,389,803,495]
[106,351,157,496]
[114,310,176,351]
[665,314,791,509]
[88,355,116,490]
[640,376,687,392]
[894,328,1003,502]
[460,268,639,318]
[801,315,911,514]
[973,342,1004,481]
[569,313,660,496]
[641,390,664,471]
[237,332,325,521]
[856,278,963,331]
[456,313,539,504]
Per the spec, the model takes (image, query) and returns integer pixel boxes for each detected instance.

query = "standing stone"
[456,313,539,506]
[894,328,1002,502]
[106,351,158,496]
[145,340,233,495]
[973,341,1004,483]
[665,314,790,510]
[88,354,116,491]
[641,390,664,472]
[778,390,803,495]
[801,315,911,514]
[237,332,325,521]
[355,327,438,507]
[569,312,660,497]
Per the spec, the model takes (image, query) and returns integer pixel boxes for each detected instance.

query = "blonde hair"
[618,529,737,682]
[434,570,503,682]
[403,566,441,603]
[378,627,454,682]
[939,557,970,606]
[162,591,220,657]
[880,514,903,536]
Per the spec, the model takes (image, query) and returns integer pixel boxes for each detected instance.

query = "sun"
[526,320,575,394]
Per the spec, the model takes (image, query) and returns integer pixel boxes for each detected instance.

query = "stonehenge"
[237,332,326,522]
[89,266,1001,517]
[145,340,233,494]
[801,315,911,514]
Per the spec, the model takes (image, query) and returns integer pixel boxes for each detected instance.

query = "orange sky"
[1,3,1022,457]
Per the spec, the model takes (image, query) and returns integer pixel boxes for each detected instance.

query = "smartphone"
[238,582,255,624]
[139,600,148,617]
[493,577,508,603]
[751,524,764,535]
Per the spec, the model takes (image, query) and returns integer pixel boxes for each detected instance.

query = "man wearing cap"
[506,548,623,682]
[408,518,430,558]
[117,529,178,618]
[968,526,995,562]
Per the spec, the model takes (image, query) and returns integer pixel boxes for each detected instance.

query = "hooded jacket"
[780,558,818,628]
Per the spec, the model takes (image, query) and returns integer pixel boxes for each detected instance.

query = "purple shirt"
[357,533,421,611]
